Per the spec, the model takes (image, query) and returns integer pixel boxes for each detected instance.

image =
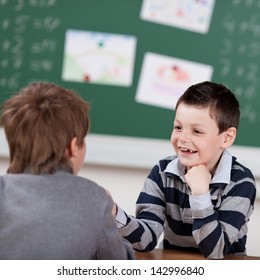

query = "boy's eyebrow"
[174,118,207,128]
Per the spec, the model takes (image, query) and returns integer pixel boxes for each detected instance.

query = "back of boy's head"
[175,81,240,134]
[0,82,90,174]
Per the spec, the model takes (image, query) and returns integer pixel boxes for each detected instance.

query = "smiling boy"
[113,81,256,259]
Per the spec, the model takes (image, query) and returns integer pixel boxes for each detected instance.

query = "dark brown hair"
[176,81,240,133]
[0,82,90,174]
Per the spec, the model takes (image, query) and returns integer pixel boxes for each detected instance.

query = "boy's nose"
[179,131,190,143]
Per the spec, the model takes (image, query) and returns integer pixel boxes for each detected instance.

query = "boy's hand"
[184,165,211,195]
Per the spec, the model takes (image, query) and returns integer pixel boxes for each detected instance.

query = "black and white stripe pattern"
[116,149,256,259]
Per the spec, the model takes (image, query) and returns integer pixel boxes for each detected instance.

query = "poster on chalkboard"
[140,0,216,34]
[135,52,213,110]
[61,29,137,86]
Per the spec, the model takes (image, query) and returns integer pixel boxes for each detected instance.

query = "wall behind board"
[0,0,260,177]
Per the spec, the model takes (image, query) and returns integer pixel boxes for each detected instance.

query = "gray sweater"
[0,171,134,260]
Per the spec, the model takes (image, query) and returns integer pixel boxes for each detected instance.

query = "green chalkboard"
[1,0,260,147]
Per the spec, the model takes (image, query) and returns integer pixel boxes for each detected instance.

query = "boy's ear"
[67,137,79,158]
[221,127,237,148]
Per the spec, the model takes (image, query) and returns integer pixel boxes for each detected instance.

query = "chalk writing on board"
[0,0,61,92]
[1,0,260,147]
[14,0,57,11]
[218,0,260,126]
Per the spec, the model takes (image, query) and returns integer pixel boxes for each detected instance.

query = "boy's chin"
[179,158,196,168]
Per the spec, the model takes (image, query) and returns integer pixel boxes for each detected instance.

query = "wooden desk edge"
[135,249,260,260]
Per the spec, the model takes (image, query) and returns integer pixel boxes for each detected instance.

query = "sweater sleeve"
[189,165,256,259]
[96,195,135,259]
[115,163,166,251]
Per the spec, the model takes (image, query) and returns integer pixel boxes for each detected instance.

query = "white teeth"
[180,148,195,153]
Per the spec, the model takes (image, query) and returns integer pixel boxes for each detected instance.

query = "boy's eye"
[174,125,182,131]
[194,129,202,134]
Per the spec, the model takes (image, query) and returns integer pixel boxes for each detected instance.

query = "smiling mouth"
[179,147,197,154]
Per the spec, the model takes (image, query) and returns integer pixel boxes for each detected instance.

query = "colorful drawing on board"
[135,52,213,109]
[140,0,216,34]
[62,29,137,86]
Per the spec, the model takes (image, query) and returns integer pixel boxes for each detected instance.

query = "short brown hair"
[175,81,240,134]
[0,82,90,174]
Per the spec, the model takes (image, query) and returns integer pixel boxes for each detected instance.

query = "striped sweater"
[115,149,256,259]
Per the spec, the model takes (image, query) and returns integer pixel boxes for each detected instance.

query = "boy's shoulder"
[231,156,255,181]
[157,155,178,171]
[0,171,106,195]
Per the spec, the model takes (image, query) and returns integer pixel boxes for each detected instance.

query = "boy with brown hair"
[113,81,256,259]
[0,81,134,260]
